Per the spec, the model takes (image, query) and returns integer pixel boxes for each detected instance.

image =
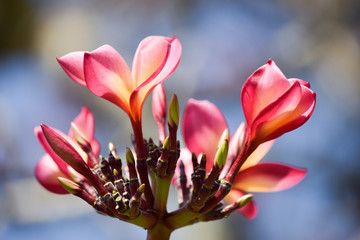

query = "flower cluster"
[35,36,315,239]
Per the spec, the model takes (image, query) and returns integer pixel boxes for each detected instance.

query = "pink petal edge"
[233,162,307,192]
[181,99,228,171]
[35,155,70,194]
[57,51,86,86]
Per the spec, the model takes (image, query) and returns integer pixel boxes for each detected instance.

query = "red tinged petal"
[132,36,171,87]
[41,124,108,196]
[130,36,181,122]
[252,82,315,143]
[233,162,306,192]
[84,45,133,115]
[68,107,100,156]
[241,60,291,125]
[69,107,94,139]
[227,122,246,161]
[289,78,310,88]
[224,190,257,219]
[57,51,86,86]
[58,37,181,125]
[250,81,302,143]
[241,60,316,145]
[35,126,69,175]
[266,83,316,139]
[152,84,167,143]
[181,99,228,172]
[40,124,91,177]
[240,140,274,170]
[35,155,70,194]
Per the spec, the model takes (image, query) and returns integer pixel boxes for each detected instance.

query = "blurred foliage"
[0,0,35,54]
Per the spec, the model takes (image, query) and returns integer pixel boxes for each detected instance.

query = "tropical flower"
[152,84,167,144]
[241,59,316,146]
[179,99,306,219]
[57,36,182,127]
[35,107,99,194]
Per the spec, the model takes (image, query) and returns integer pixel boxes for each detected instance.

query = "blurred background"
[1,0,360,239]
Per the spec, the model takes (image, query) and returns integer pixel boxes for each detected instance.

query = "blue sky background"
[1,0,360,239]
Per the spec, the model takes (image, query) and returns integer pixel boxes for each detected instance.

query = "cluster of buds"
[35,36,316,240]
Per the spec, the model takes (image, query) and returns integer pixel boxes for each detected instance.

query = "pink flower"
[241,60,316,146]
[152,84,167,143]
[35,107,99,194]
[57,36,181,126]
[179,99,306,219]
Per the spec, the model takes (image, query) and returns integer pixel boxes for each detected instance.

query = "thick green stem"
[146,223,172,240]
[127,210,157,229]
[165,206,200,229]
[154,176,171,213]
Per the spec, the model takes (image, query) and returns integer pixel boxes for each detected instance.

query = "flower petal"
[181,99,228,171]
[251,80,315,144]
[68,107,100,156]
[130,36,181,122]
[84,45,134,114]
[240,140,274,170]
[152,84,167,143]
[132,36,170,87]
[233,162,306,192]
[41,125,108,196]
[57,51,86,86]
[35,126,69,174]
[227,122,246,161]
[260,83,316,141]
[41,124,91,178]
[241,60,291,126]
[69,107,94,139]
[289,78,310,88]
[250,81,302,143]
[35,155,70,194]
[224,190,257,219]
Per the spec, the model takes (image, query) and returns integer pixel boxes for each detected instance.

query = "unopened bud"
[215,140,229,169]
[215,129,229,169]
[162,136,170,151]
[126,148,135,164]
[199,153,206,170]
[168,94,179,129]
[237,194,253,208]
[58,177,80,194]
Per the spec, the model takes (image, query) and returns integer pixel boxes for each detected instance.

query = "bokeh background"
[1,0,360,239]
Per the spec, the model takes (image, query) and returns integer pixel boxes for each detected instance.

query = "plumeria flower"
[152,84,167,144]
[241,59,316,147]
[179,99,306,219]
[57,36,181,128]
[35,107,100,194]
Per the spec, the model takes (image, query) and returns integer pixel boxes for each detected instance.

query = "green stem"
[127,210,157,229]
[149,171,157,196]
[146,223,172,240]
[154,176,171,213]
[165,206,200,229]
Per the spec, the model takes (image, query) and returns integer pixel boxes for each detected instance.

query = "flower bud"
[168,94,179,129]
[215,129,229,169]
[152,84,167,143]
[58,177,81,194]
